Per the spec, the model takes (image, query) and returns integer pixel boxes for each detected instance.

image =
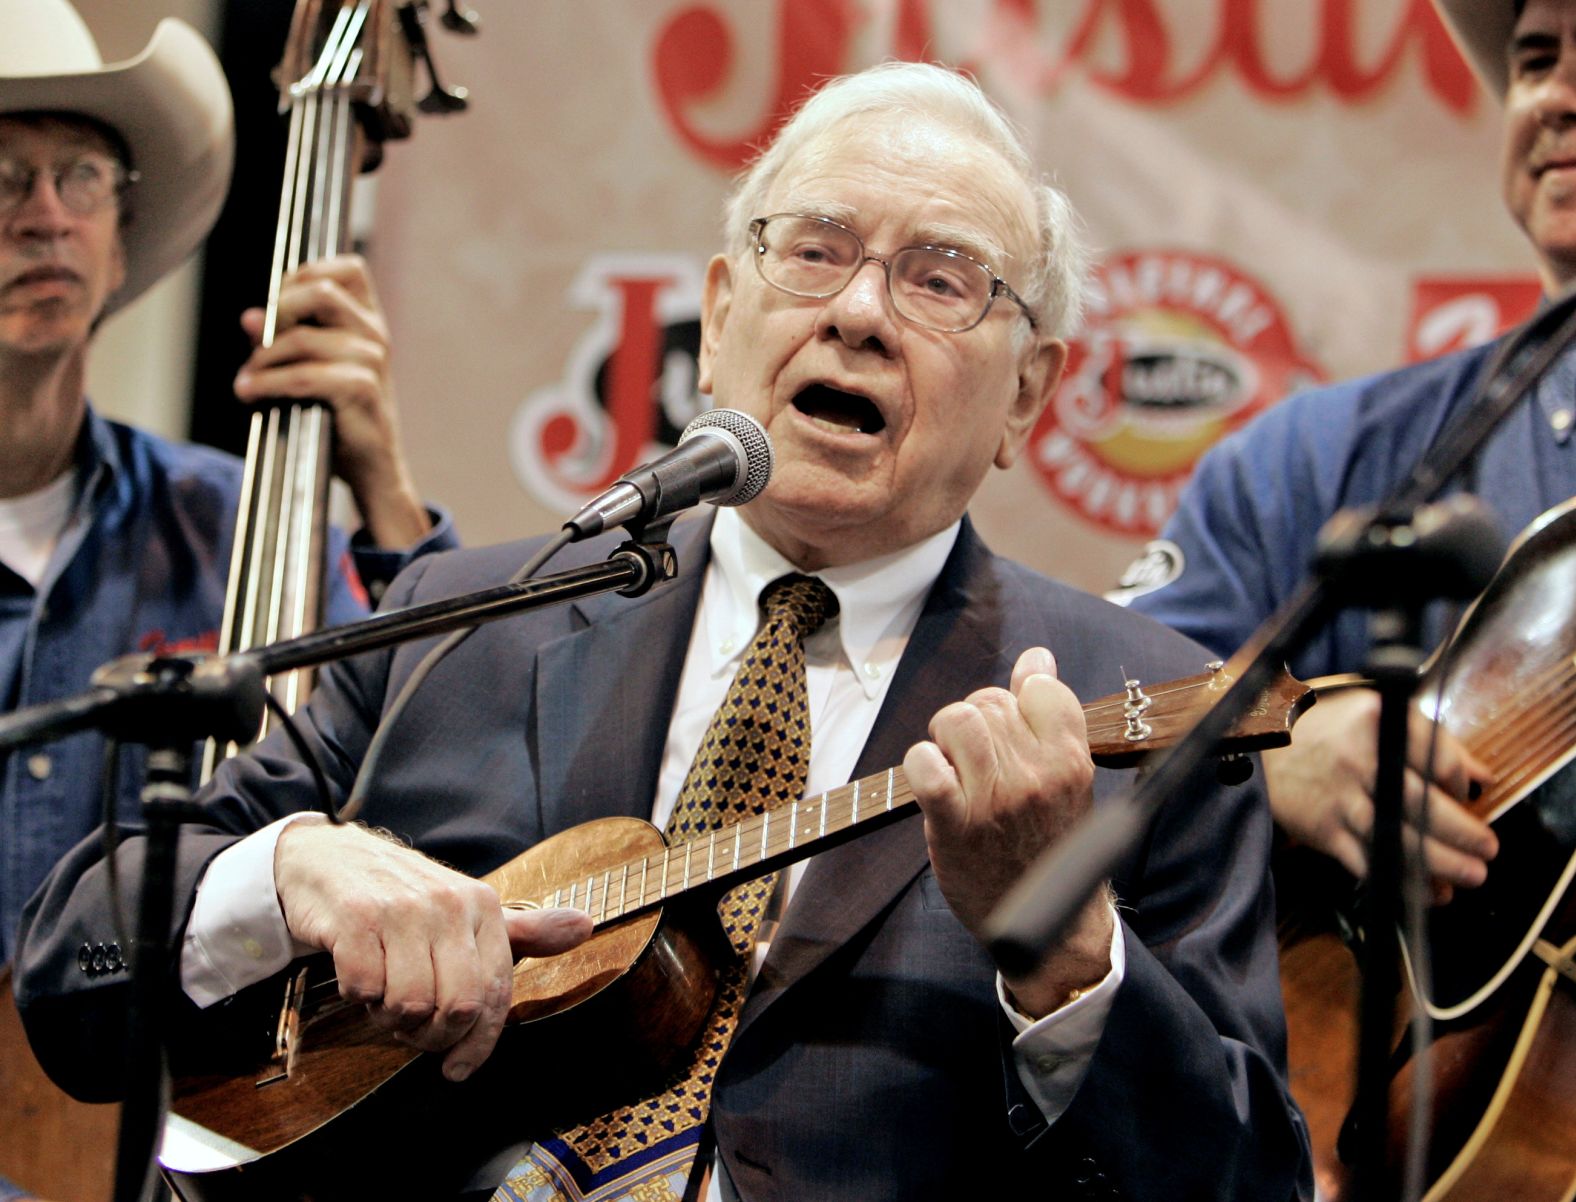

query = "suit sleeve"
[1035,751,1312,1199]
[11,554,438,1102]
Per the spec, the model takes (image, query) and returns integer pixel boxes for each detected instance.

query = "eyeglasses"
[748,213,1038,334]
[0,153,137,218]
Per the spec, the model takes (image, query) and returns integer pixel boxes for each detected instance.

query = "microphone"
[564,408,773,540]
[1313,494,1504,607]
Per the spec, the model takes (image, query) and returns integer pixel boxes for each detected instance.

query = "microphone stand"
[0,531,679,1202]
[985,287,1576,1198]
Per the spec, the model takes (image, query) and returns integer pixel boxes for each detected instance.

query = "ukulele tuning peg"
[1121,678,1153,742]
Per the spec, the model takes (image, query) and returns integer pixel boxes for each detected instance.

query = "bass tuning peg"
[441,0,481,35]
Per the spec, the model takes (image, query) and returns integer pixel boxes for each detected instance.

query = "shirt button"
[26,753,52,781]
[242,938,265,960]
[1553,408,1573,433]
[719,637,737,656]
[862,661,882,681]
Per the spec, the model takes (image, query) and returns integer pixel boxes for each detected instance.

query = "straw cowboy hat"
[1434,0,1516,98]
[0,0,234,315]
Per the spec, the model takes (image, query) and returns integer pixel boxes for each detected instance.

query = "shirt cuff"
[996,906,1126,1125]
[350,504,457,592]
[180,813,320,1008]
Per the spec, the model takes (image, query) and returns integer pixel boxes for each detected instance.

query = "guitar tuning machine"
[1206,659,1233,691]
[1122,678,1153,742]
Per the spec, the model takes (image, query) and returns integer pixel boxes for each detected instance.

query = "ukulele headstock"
[1084,662,1314,769]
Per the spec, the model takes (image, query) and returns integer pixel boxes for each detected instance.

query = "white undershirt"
[179,509,1124,1186]
[0,467,78,588]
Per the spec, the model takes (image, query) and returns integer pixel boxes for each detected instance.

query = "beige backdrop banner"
[367,0,1534,595]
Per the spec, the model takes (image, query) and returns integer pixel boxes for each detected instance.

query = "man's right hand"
[1264,688,1499,903]
[273,818,592,1082]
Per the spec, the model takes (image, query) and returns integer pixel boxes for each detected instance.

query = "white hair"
[721,61,1089,340]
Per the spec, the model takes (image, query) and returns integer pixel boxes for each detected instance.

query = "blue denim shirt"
[0,406,456,968]
[1123,335,1576,679]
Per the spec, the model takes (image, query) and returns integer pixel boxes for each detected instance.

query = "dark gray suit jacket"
[16,514,1311,1200]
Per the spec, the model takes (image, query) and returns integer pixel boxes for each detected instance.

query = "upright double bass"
[0,5,475,1200]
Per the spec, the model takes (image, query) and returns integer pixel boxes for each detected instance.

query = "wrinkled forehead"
[0,112,125,162]
[766,112,1039,271]
[1512,0,1576,34]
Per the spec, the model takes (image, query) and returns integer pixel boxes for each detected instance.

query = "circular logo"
[1030,250,1323,536]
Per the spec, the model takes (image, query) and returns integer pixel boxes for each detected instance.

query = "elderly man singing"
[16,62,1310,1202]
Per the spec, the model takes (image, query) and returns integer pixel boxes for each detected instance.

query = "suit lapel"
[532,518,711,836]
[740,522,1016,1028]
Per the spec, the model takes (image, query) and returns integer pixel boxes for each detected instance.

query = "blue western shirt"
[1121,336,1576,679]
[0,406,456,967]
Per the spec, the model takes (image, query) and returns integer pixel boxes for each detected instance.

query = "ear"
[107,228,128,297]
[697,253,735,397]
[995,336,1067,470]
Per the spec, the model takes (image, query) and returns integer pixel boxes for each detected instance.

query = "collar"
[704,507,960,699]
[75,401,125,500]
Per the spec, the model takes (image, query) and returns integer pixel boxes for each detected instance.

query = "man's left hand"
[234,253,430,550]
[904,646,1114,1018]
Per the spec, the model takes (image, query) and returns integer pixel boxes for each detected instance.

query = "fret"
[885,767,895,810]
[818,791,828,838]
[852,777,861,825]
[618,863,629,918]
[706,830,716,881]
[600,869,611,920]
[789,800,799,850]
[682,840,693,890]
[567,881,577,910]
[585,874,595,915]
[640,855,650,910]
[760,811,770,862]
[660,846,671,903]
[733,823,742,874]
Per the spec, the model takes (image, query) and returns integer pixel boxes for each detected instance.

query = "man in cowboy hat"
[0,0,455,992]
[1120,0,1572,907]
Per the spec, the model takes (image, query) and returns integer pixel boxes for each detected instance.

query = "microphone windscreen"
[680,409,773,506]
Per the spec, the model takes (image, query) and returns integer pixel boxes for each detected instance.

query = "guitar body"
[1281,496,1576,1199]
[162,817,722,1202]
[0,966,119,1201]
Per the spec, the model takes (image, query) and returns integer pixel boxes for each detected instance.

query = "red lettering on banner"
[652,2,863,171]
[512,258,706,515]
[652,0,1478,172]
[597,278,669,489]
[1406,276,1543,362]
[1020,0,1475,110]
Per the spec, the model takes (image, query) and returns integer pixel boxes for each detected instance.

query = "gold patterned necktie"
[498,573,839,1202]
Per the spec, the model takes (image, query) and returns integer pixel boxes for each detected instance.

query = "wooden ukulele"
[154,664,1312,1202]
[1282,494,1576,1201]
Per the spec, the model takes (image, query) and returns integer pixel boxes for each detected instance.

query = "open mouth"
[792,383,886,435]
